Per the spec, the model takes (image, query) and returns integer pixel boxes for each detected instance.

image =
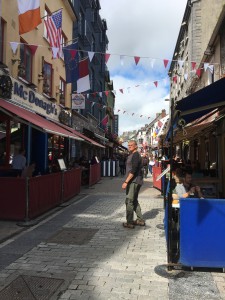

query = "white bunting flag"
[150,58,155,68]
[208,65,214,74]
[88,51,95,62]
[204,63,209,72]
[120,55,124,66]
[184,73,188,81]
[10,42,19,54]
[52,47,59,59]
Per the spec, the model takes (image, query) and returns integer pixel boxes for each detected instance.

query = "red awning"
[0,99,83,140]
[51,120,105,148]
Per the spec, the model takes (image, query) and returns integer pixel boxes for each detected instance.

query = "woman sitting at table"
[175,171,203,199]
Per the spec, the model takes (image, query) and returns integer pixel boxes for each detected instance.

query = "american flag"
[44,10,62,58]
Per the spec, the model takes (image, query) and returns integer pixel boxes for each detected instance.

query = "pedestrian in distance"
[122,140,145,229]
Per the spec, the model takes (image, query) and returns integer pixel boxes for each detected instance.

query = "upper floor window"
[20,42,33,82]
[43,61,53,96]
[79,9,85,36]
[0,18,5,62]
[59,77,66,105]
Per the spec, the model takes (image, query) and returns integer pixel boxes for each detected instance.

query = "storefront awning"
[51,121,105,148]
[0,99,83,141]
[176,77,225,123]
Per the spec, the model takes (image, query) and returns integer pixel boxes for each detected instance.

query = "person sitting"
[12,149,26,176]
[174,171,203,198]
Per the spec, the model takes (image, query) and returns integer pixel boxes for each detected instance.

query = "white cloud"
[100,0,187,134]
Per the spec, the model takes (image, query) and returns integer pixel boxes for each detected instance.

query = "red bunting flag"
[191,62,196,70]
[134,56,140,65]
[173,76,177,83]
[104,91,109,96]
[105,53,110,64]
[119,89,123,94]
[154,81,158,87]
[163,59,169,68]
[196,68,202,77]
[29,45,38,55]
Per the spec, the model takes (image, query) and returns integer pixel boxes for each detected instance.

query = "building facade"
[168,0,225,197]
[0,0,109,175]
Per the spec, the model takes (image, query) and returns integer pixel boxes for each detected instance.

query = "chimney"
[161,109,166,118]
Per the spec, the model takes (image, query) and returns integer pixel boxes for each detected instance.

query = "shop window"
[59,78,66,105]
[43,61,53,96]
[48,135,65,172]
[0,113,24,167]
[20,42,33,82]
[0,18,5,63]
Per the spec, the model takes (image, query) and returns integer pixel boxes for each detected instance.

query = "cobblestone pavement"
[0,176,224,300]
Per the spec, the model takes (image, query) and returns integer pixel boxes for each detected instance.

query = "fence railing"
[89,163,101,186]
[0,168,82,221]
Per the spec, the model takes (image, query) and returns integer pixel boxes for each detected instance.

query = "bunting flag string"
[7,37,219,97]
[9,41,221,68]
[81,98,153,120]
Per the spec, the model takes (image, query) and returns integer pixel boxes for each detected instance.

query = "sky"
[99,0,187,135]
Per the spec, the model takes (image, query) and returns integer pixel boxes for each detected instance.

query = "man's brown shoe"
[123,222,135,229]
[133,220,145,226]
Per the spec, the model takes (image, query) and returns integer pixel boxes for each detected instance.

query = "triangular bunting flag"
[10,42,19,54]
[105,53,110,64]
[132,113,135,116]
[29,45,38,55]
[204,63,209,72]
[208,65,214,74]
[118,109,120,112]
[163,59,169,68]
[120,55,124,66]
[184,73,188,81]
[52,47,59,59]
[196,68,202,77]
[173,76,177,83]
[88,51,95,62]
[154,81,158,87]
[123,111,126,114]
[140,115,143,117]
[134,56,140,65]
[191,62,196,70]
[105,91,109,96]
[150,58,155,68]
[119,89,123,94]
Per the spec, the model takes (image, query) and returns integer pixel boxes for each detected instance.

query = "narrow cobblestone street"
[0,177,225,299]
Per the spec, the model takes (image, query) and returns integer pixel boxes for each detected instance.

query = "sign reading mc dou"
[13,81,58,116]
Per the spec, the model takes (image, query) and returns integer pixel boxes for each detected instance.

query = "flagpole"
[41,8,63,19]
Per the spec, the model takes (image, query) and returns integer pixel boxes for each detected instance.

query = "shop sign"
[11,78,60,121]
[72,93,85,109]
[114,114,119,135]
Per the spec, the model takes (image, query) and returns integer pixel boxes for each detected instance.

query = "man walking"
[122,140,145,229]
